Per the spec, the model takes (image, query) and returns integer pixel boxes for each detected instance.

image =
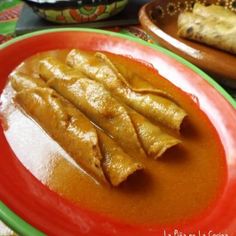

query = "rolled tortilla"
[39,57,145,158]
[107,58,162,91]
[98,130,143,186]
[128,110,180,159]
[177,12,236,54]
[66,50,187,131]
[10,72,47,91]
[12,73,144,186]
[193,3,236,23]
[15,87,107,184]
[39,57,180,159]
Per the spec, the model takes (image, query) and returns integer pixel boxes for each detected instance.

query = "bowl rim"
[0,28,235,235]
[23,0,127,8]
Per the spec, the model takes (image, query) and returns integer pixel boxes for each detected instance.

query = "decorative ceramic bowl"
[22,0,129,24]
[139,0,236,88]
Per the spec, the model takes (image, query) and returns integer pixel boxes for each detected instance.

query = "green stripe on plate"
[0,201,45,236]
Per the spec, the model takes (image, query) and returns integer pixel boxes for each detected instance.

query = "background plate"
[139,0,236,88]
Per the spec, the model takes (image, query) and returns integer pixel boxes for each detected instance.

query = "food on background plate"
[193,2,236,21]
[177,3,236,54]
[0,49,225,225]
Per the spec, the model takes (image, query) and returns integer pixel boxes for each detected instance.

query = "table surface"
[0,0,235,235]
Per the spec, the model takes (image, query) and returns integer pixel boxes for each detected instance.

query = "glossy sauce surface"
[0,50,226,225]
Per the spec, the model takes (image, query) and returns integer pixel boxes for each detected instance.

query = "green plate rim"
[0,201,45,236]
[0,27,235,236]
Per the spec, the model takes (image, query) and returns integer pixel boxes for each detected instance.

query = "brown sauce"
[0,50,226,225]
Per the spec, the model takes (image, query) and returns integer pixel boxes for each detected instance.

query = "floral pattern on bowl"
[24,0,128,24]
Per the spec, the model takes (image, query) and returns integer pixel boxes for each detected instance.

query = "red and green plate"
[0,29,236,236]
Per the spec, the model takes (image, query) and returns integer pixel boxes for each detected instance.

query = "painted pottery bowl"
[22,0,128,24]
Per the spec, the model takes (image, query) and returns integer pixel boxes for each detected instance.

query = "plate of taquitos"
[0,29,236,236]
[139,0,236,88]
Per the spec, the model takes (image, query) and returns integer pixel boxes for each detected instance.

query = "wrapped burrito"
[66,50,187,131]
[11,72,143,186]
[39,57,180,159]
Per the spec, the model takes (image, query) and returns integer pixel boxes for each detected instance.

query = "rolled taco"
[39,57,145,158]
[66,50,187,131]
[98,130,143,186]
[15,87,107,184]
[10,72,47,91]
[39,57,180,159]
[12,73,144,186]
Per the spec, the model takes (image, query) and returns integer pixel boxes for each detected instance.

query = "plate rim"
[0,27,235,235]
